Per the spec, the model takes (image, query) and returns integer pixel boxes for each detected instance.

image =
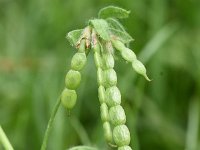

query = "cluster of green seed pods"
[92,29,132,150]
[61,39,87,111]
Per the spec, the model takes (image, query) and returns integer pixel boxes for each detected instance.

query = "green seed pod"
[98,85,106,103]
[65,70,81,89]
[118,146,132,150]
[100,103,109,122]
[121,48,136,62]
[111,40,126,52]
[61,88,77,110]
[132,60,150,81]
[109,105,126,126]
[113,125,131,146]
[71,52,87,71]
[94,52,103,68]
[105,69,117,87]
[103,53,114,69]
[106,86,121,107]
[103,121,113,143]
[97,68,105,86]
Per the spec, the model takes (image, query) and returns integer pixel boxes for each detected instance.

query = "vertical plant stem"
[41,95,61,150]
[0,125,14,150]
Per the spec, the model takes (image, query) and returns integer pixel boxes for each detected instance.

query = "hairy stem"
[41,95,61,150]
[0,125,14,150]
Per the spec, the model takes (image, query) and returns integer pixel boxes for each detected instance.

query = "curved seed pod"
[103,121,113,143]
[113,125,131,146]
[103,53,114,69]
[118,146,132,150]
[65,70,81,89]
[132,60,150,81]
[61,88,77,110]
[93,43,101,53]
[71,53,87,71]
[111,39,126,52]
[121,48,136,62]
[97,68,105,86]
[109,105,126,126]
[94,52,103,68]
[100,103,109,122]
[98,85,106,104]
[106,86,121,107]
[105,69,117,87]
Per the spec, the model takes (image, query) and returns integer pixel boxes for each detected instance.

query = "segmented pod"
[65,70,81,89]
[113,125,131,147]
[71,52,87,71]
[103,121,113,143]
[111,39,126,52]
[61,88,77,110]
[106,86,121,107]
[97,68,105,86]
[100,103,109,122]
[103,53,114,69]
[121,48,136,62]
[118,146,132,150]
[132,60,150,81]
[109,105,126,126]
[98,86,106,104]
[104,69,117,87]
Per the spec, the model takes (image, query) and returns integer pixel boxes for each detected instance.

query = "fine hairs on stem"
[40,6,150,150]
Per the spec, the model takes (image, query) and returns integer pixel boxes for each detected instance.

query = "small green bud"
[109,105,126,126]
[132,60,150,81]
[71,52,87,71]
[118,146,132,150]
[106,86,121,107]
[103,121,113,143]
[103,53,114,69]
[61,88,77,110]
[65,70,81,89]
[113,125,131,146]
[121,48,136,62]
[78,39,86,53]
[97,68,105,86]
[111,40,126,52]
[98,85,106,103]
[105,69,117,87]
[100,103,109,122]
[94,52,103,68]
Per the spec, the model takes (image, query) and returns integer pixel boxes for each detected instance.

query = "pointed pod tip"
[144,74,152,82]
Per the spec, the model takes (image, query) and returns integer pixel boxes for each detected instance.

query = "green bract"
[54,5,151,150]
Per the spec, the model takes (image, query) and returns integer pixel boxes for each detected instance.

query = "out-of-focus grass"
[0,0,200,150]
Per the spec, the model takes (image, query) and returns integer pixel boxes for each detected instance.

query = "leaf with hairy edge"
[66,29,83,46]
[98,6,130,19]
[109,28,134,44]
[106,18,126,32]
[89,19,110,41]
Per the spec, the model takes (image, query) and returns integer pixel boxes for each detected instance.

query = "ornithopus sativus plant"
[41,6,150,150]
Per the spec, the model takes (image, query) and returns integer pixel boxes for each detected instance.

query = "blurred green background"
[0,0,200,150]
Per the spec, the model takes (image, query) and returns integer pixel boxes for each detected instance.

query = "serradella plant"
[41,6,150,150]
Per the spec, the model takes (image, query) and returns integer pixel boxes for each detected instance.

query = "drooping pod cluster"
[92,30,132,150]
[61,6,150,150]
[61,34,88,111]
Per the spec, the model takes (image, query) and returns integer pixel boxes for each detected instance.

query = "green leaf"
[68,146,98,150]
[106,18,126,32]
[109,28,134,44]
[98,6,130,19]
[89,19,110,41]
[66,29,83,46]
